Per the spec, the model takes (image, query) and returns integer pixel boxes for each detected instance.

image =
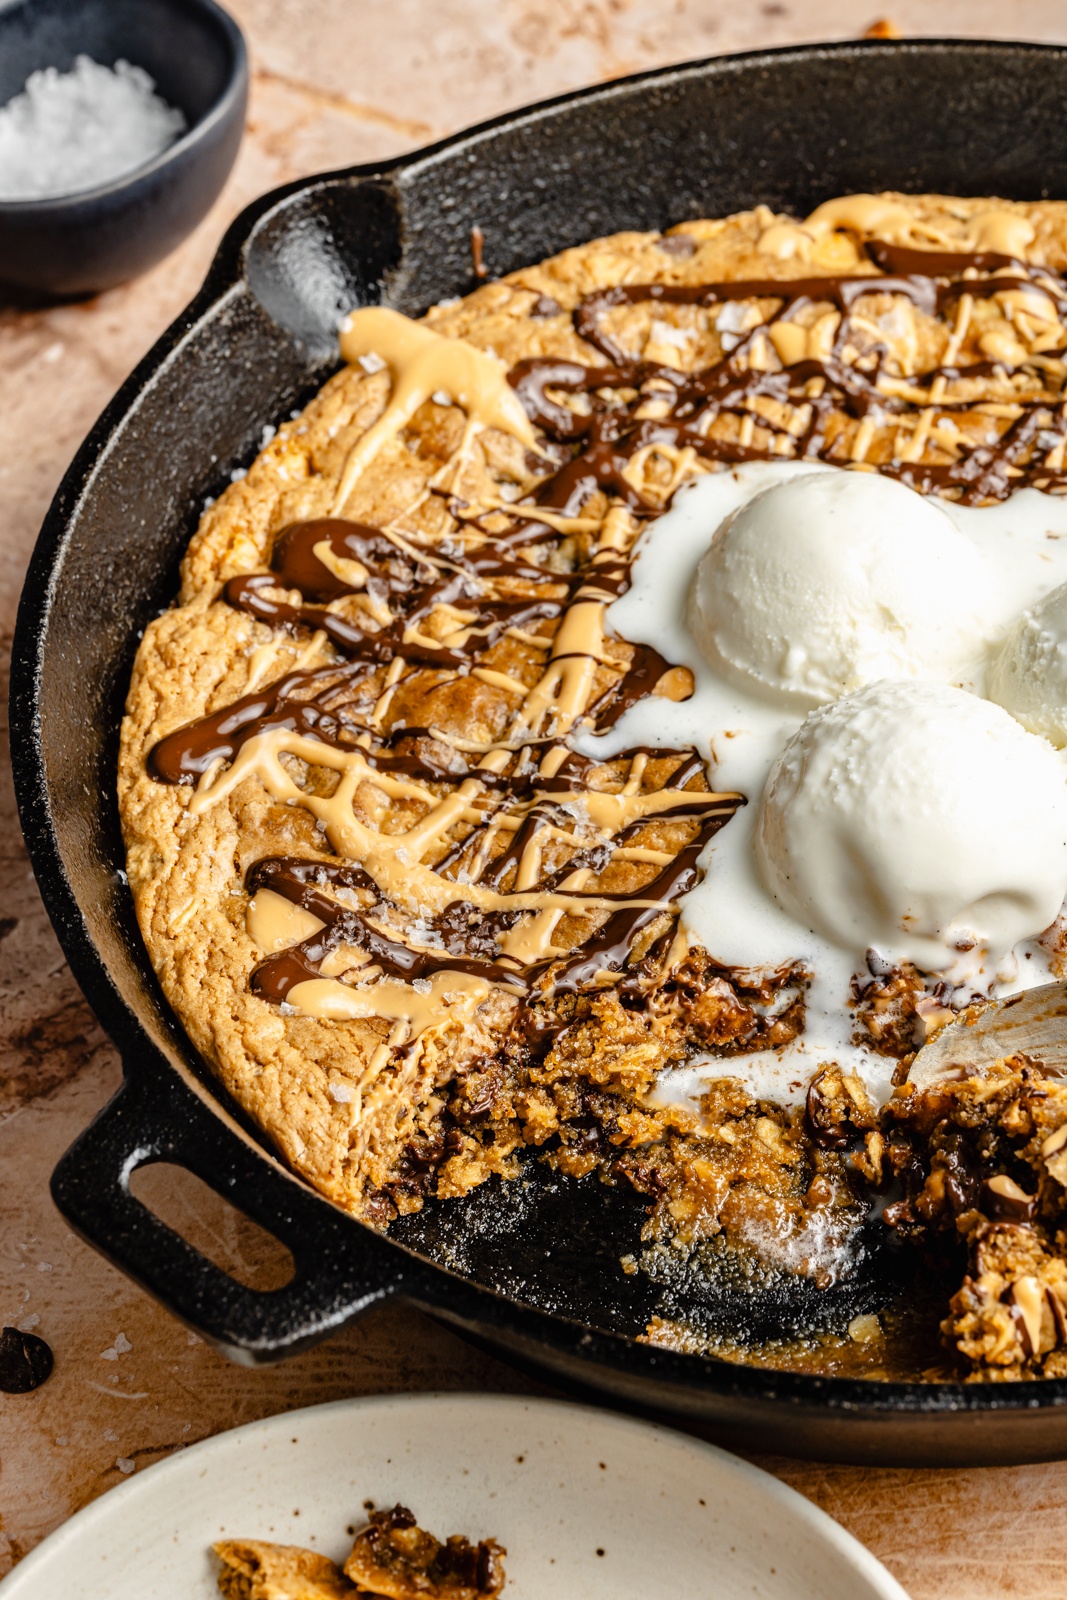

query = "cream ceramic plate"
[0,1393,908,1599]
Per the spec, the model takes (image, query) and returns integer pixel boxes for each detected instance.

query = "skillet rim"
[13,34,1067,1427]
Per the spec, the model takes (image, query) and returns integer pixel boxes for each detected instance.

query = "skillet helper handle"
[50,1058,407,1361]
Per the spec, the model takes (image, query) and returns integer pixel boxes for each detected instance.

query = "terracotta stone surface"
[4,3,1067,1596]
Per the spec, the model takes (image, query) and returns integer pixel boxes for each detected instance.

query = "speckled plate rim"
[0,1392,910,1599]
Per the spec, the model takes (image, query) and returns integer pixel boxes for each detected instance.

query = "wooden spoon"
[907,980,1067,1092]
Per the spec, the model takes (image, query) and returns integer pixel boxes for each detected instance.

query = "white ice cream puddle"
[578,462,1067,1111]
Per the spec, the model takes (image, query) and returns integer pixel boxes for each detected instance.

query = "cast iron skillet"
[13,39,1067,1466]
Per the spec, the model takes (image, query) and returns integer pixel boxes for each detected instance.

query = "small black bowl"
[0,0,248,297]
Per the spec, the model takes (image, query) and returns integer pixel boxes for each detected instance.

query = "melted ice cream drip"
[581,461,1067,1109]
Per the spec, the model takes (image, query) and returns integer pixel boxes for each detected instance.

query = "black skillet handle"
[50,1057,410,1362]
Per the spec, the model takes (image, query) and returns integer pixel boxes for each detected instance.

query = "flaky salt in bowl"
[0,0,247,295]
[0,56,187,202]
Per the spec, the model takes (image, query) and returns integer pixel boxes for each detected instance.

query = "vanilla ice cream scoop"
[988,580,1067,748]
[687,470,995,706]
[756,680,1067,970]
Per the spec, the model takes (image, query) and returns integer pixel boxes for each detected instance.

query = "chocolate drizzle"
[149,482,737,1021]
[549,816,724,993]
[148,661,376,784]
[885,406,1067,502]
[503,240,1067,506]
[246,762,734,1005]
[223,519,563,672]
[150,517,571,784]
[536,410,655,516]
[572,271,939,362]
[145,226,1067,1053]
[246,856,526,999]
[589,642,675,729]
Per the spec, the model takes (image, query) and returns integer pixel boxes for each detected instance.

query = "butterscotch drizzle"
[333,307,540,512]
[150,474,738,1038]
[147,202,1067,1070]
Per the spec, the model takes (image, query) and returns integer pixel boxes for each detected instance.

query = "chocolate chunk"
[0,1326,54,1392]
[806,1064,878,1150]
[982,1175,1038,1223]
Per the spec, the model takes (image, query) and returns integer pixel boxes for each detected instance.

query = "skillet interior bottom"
[391,1161,939,1381]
